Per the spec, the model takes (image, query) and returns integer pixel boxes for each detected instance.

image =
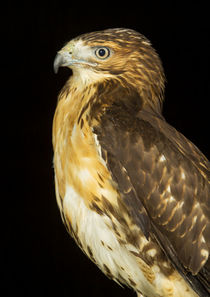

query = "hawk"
[53,28,210,297]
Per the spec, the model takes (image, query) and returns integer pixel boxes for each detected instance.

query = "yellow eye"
[95,47,110,59]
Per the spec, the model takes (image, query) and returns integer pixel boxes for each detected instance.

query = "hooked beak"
[53,51,98,74]
[53,52,73,74]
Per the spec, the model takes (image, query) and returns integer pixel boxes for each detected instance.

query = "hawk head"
[54,28,165,112]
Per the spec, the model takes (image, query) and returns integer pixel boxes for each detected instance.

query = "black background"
[2,2,210,297]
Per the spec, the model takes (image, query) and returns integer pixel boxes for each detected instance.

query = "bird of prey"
[53,28,210,297]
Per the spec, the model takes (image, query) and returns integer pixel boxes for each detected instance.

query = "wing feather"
[94,103,210,296]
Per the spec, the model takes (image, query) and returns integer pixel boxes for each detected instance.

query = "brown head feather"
[60,28,165,113]
[79,28,165,112]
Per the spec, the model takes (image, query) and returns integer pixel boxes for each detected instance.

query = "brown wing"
[93,102,210,296]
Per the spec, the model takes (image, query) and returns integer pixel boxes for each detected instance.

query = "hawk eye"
[95,47,110,59]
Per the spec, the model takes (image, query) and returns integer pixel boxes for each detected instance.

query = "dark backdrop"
[2,2,209,297]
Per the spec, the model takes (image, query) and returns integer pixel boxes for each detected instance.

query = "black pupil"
[98,48,106,57]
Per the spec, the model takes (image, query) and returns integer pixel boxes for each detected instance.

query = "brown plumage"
[53,28,210,297]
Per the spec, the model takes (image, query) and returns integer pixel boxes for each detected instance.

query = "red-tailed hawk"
[53,28,210,297]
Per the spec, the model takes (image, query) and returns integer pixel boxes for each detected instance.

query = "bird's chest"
[53,96,152,290]
[62,184,160,296]
[60,184,193,297]
[53,108,116,208]
[63,184,132,280]
[54,124,157,295]
[53,88,110,197]
[53,95,124,249]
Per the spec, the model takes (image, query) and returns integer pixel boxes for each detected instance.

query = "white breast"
[63,185,158,296]
[62,185,198,297]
